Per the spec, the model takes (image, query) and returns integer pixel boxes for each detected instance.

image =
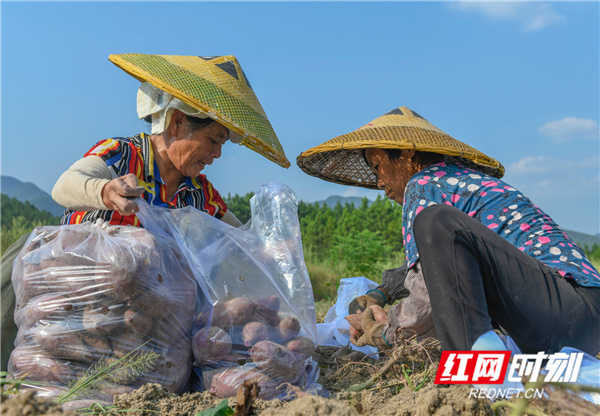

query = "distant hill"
[562,229,600,250]
[1,176,65,217]
[317,195,373,208]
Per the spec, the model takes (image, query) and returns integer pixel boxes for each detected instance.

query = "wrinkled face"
[168,121,229,178]
[365,149,414,204]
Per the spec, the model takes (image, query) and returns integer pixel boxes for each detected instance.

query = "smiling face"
[364,148,417,204]
[167,119,230,178]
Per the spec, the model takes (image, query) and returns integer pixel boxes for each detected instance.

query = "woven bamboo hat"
[297,106,504,189]
[109,53,290,168]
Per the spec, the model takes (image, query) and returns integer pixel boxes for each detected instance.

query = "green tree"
[1,194,60,255]
[223,192,254,224]
[328,229,392,280]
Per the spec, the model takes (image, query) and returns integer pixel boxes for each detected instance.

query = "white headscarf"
[136,82,242,143]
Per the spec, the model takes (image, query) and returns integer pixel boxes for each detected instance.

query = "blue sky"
[1,1,598,234]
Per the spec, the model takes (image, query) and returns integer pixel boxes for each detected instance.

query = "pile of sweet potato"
[8,224,197,402]
[192,295,316,399]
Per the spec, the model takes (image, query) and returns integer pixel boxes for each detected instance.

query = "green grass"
[589,257,600,272]
[305,249,404,303]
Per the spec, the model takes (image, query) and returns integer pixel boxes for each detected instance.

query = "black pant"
[413,204,600,355]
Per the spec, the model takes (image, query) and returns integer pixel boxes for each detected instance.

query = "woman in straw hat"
[53,53,290,226]
[1,53,290,370]
[297,107,600,356]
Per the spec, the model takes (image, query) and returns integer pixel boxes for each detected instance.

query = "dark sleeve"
[1,233,29,371]
[381,261,410,302]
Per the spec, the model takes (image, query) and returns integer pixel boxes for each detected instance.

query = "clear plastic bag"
[136,182,319,399]
[316,276,379,356]
[8,220,198,404]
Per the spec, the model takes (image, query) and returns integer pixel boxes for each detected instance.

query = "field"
[2,256,600,415]
[2,196,599,415]
[3,337,600,416]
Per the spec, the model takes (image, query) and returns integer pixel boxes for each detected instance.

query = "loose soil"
[2,340,599,416]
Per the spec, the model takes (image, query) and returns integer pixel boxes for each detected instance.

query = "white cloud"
[580,155,600,169]
[508,154,599,176]
[508,155,552,175]
[537,117,599,143]
[452,2,565,32]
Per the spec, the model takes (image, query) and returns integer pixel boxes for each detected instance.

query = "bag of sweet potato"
[7,219,198,408]
[136,182,320,399]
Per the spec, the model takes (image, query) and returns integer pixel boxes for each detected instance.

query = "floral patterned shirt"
[402,162,600,288]
[61,133,227,227]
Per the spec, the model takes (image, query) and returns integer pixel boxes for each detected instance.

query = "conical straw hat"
[297,106,504,189]
[109,53,290,168]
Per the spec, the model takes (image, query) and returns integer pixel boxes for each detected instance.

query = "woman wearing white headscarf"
[1,53,290,370]
[53,52,291,226]
[52,82,244,227]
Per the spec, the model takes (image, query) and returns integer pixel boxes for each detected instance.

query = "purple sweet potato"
[250,340,302,381]
[40,253,97,275]
[286,337,315,356]
[55,227,95,250]
[209,367,269,398]
[254,308,281,327]
[123,309,154,336]
[15,294,77,328]
[16,266,48,303]
[345,313,363,331]
[111,332,152,358]
[192,326,232,364]
[82,305,124,335]
[80,334,113,356]
[211,297,256,330]
[62,400,105,412]
[155,346,192,393]
[102,271,139,301]
[370,305,388,323]
[124,285,173,317]
[256,295,280,312]
[9,347,74,382]
[242,321,270,346]
[349,325,362,339]
[275,316,300,344]
[40,256,98,294]
[100,384,136,397]
[31,323,92,362]
[247,311,270,326]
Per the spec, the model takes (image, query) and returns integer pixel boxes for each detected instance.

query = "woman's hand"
[349,305,391,349]
[101,174,144,216]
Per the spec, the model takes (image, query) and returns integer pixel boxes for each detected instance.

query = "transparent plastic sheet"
[7,220,198,408]
[135,182,320,399]
[316,277,379,357]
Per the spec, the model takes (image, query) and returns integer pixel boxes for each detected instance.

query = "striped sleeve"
[84,138,140,178]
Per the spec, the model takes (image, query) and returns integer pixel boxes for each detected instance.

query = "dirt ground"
[2,340,599,416]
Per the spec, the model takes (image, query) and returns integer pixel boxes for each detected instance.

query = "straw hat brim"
[297,125,505,190]
[109,53,290,168]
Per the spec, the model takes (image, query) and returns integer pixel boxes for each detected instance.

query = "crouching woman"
[297,107,600,356]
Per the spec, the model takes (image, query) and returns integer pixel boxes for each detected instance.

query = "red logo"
[435,351,511,384]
